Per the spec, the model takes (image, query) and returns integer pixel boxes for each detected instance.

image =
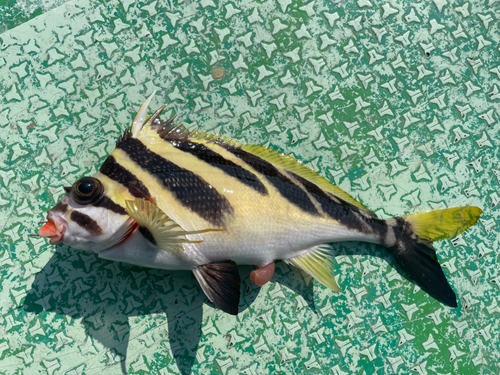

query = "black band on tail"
[388,219,458,308]
[393,241,457,307]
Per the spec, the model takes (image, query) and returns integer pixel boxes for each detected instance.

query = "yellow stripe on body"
[241,144,375,216]
[284,171,332,221]
[93,172,136,204]
[188,130,374,216]
[137,130,338,238]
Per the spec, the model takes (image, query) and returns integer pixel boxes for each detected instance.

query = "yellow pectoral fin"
[125,198,223,253]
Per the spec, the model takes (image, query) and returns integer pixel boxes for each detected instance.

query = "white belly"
[98,217,380,270]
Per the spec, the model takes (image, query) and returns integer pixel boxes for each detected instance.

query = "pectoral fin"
[125,198,221,253]
[193,261,241,315]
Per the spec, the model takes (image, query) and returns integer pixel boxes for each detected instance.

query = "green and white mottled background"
[1,0,499,374]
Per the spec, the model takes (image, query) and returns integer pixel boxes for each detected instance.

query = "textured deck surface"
[0,0,499,374]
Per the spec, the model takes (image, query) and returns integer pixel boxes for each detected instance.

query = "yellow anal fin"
[403,206,483,242]
[285,246,340,292]
[125,198,224,253]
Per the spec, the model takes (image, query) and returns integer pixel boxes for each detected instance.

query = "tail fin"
[388,206,482,307]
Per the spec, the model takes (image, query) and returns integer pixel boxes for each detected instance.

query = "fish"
[38,92,483,315]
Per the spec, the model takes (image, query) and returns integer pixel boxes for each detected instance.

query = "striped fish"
[38,93,482,315]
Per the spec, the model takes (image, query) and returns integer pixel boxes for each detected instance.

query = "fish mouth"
[38,213,66,245]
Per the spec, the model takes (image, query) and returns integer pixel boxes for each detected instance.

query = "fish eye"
[71,177,104,205]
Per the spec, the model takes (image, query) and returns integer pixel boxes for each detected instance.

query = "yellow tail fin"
[403,206,483,242]
[389,206,482,308]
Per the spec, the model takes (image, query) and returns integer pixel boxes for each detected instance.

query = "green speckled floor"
[1,0,499,374]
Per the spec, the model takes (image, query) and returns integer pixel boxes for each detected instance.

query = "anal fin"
[285,246,341,292]
[193,261,241,315]
[125,198,223,253]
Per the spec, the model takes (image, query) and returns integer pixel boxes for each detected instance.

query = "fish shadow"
[22,246,261,375]
[268,242,409,313]
[23,243,406,374]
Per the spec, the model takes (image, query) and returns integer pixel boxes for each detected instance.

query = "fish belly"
[184,217,382,268]
[98,217,380,270]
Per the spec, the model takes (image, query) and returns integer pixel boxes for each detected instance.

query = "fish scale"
[117,137,234,227]
[167,140,268,195]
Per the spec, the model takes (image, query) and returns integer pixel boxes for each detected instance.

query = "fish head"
[38,176,135,252]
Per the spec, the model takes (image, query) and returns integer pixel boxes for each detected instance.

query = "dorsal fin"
[117,92,174,146]
[130,91,156,137]
[116,92,157,146]
[125,94,374,216]
[239,144,375,216]
[175,131,374,216]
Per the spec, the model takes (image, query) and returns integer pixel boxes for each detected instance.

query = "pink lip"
[38,217,65,245]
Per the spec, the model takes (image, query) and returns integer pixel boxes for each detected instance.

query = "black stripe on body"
[93,195,127,215]
[70,211,103,236]
[100,155,151,199]
[117,138,233,227]
[289,172,388,236]
[168,140,268,195]
[225,146,319,216]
